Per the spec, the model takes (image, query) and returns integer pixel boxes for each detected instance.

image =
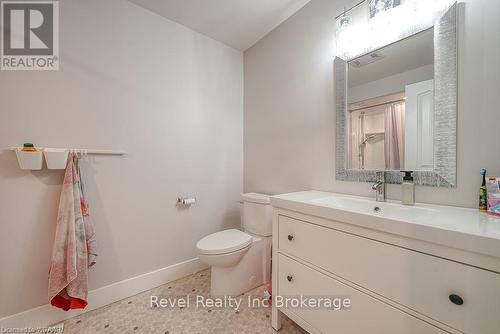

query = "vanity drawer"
[277,254,447,334]
[278,215,500,334]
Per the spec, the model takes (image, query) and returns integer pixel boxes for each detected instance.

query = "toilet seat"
[196,229,252,255]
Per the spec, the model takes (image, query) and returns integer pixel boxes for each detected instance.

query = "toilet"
[196,193,272,296]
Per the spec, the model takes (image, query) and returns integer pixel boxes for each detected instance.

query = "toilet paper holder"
[177,197,196,205]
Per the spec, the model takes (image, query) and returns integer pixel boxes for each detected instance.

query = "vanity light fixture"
[336,0,456,60]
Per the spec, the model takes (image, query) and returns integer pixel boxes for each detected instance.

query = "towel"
[48,153,97,310]
[76,159,98,267]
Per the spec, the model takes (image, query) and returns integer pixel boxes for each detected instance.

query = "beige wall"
[244,0,500,208]
[0,0,243,318]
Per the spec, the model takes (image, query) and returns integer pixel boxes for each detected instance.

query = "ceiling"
[128,0,312,51]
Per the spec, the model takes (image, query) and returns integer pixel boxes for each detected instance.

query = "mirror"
[347,28,434,171]
[335,3,457,187]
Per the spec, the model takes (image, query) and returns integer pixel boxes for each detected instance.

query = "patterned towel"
[48,153,97,310]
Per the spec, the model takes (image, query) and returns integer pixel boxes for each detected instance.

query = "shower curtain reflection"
[349,99,405,170]
[384,101,405,170]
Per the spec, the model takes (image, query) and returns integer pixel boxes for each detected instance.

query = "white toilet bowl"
[197,229,252,268]
[196,193,273,296]
[196,229,271,296]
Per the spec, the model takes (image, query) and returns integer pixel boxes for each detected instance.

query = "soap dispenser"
[402,171,415,206]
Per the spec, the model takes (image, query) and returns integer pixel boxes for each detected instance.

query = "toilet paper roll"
[182,198,196,205]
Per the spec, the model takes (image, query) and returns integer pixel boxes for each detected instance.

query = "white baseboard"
[0,258,208,328]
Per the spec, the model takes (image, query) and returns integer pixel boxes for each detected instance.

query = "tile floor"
[63,270,306,334]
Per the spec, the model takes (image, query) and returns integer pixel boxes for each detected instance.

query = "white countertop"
[271,191,500,259]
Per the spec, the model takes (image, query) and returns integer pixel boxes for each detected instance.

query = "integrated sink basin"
[270,191,500,260]
[311,196,437,222]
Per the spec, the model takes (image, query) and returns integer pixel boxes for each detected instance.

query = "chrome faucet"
[372,171,386,202]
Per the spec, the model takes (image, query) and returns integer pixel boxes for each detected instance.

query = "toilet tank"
[241,193,272,237]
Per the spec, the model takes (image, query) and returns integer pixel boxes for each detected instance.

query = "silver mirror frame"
[335,3,458,187]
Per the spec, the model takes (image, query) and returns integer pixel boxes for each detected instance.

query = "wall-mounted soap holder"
[15,149,44,170]
[44,148,69,169]
[14,147,70,170]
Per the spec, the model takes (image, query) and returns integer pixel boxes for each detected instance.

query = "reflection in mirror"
[347,28,434,171]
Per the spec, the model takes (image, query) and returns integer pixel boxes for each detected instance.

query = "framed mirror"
[335,3,457,187]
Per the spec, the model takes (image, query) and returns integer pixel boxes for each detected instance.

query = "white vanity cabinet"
[271,192,500,334]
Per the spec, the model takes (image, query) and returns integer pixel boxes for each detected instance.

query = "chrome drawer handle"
[287,234,294,241]
[287,275,293,282]
[449,294,464,306]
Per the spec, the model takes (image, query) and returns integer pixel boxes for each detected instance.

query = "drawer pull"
[287,234,294,241]
[449,294,464,306]
[287,275,294,282]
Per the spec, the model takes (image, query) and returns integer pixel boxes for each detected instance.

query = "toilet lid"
[242,193,271,204]
[196,229,252,255]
